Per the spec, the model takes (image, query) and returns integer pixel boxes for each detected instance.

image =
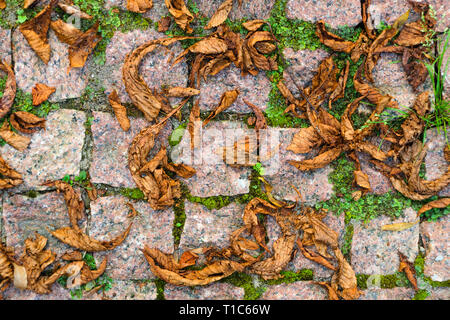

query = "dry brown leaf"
[242,20,266,32]
[32,83,55,106]
[174,38,229,66]
[158,16,172,32]
[398,251,418,291]
[246,31,277,71]
[395,20,431,47]
[362,0,376,40]
[203,89,239,126]
[0,60,17,120]
[381,219,419,231]
[188,99,200,150]
[287,126,323,154]
[331,248,361,300]
[417,198,450,216]
[127,0,153,13]
[10,111,46,134]
[165,0,194,33]
[205,0,233,30]
[108,90,130,132]
[0,0,6,10]
[0,121,31,151]
[316,281,340,300]
[354,170,371,190]
[0,155,23,189]
[58,1,93,19]
[50,19,84,45]
[164,162,196,179]
[68,24,102,68]
[316,21,356,54]
[178,251,198,268]
[19,0,56,64]
[297,238,336,271]
[162,86,200,97]
[402,48,429,92]
[61,251,83,261]
[243,99,267,130]
[289,147,343,171]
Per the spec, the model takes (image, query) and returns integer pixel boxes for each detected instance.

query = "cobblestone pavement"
[0,0,448,300]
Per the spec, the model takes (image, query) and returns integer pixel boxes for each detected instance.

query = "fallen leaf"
[0,0,5,10]
[158,16,172,32]
[61,251,83,261]
[162,86,200,97]
[0,155,23,189]
[203,89,239,126]
[23,0,38,9]
[127,0,153,13]
[58,1,93,19]
[0,61,17,120]
[108,89,130,132]
[10,111,46,134]
[381,219,419,231]
[398,251,418,291]
[165,0,194,33]
[417,198,450,216]
[0,121,31,151]
[242,20,266,32]
[32,83,55,106]
[50,19,84,45]
[68,23,102,68]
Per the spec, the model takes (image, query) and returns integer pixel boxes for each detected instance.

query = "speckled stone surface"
[2,283,71,300]
[89,195,174,280]
[0,28,11,64]
[193,0,276,20]
[171,121,252,197]
[260,128,334,204]
[2,192,76,257]
[373,53,431,110]
[88,280,157,300]
[427,287,450,300]
[13,29,89,102]
[104,0,169,22]
[351,207,420,275]
[368,0,449,32]
[420,215,449,282]
[102,29,188,104]
[283,48,330,99]
[0,109,86,191]
[266,211,345,280]
[260,281,327,300]
[179,201,245,251]
[424,129,450,197]
[439,34,450,101]
[165,283,245,300]
[198,65,271,113]
[286,0,362,28]
[358,287,415,300]
[89,111,171,188]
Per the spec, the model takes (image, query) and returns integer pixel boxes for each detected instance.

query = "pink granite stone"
[2,192,77,257]
[424,128,450,197]
[351,208,420,275]
[198,65,271,113]
[373,53,431,110]
[286,0,362,28]
[426,287,450,300]
[165,283,245,300]
[104,0,169,22]
[89,111,172,188]
[368,0,449,32]
[439,34,450,101]
[89,195,174,280]
[179,201,245,251]
[0,28,11,64]
[261,281,327,300]
[421,214,449,282]
[193,0,276,20]
[0,109,86,191]
[13,29,89,101]
[102,29,188,104]
[266,211,345,279]
[171,121,252,197]
[86,280,157,300]
[2,283,71,300]
[260,128,334,204]
[358,287,415,300]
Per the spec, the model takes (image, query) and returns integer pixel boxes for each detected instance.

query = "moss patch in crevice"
[264,269,314,285]
[221,272,266,300]
[154,279,166,300]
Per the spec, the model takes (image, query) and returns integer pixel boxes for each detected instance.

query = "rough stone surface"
[427,287,450,300]
[89,111,172,188]
[439,34,450,101]
[358,287,415,300]
[351,207,420,275]
[171,121,252,197]
[2,192,76,257]
[373,53,431,110]
[102,29,188,104]
[283,48,330,98]
[193,0,276,20]
[2,283,71,300]
[104,0,169,22]
[421,215,449,282]
[165,283,245,300]
[198,65,271,113]
[88,280,157,300]
[261,281,327,300]
[266,211,345,279]
[261,128,334,204]
[89,195,174,280]
[0,28,11,64]
[368,0,449,32]
[424,128,450,197]
[0,109,86,191]
[286,0,362,28]
[13,29,89,101]
[179,201,245,251]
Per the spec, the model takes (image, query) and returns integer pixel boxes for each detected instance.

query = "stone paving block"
[0,109,86,191]
[13,29,89,102]
[171,121,252,197]
[358,287,415,300]
[260,128,333,204]
[2,283,71,300]
[198,65,271,113]
[368,0,449,33]
[165,283,245,300]
[89,111,172,188]
[104,0,169,22]
[2,192,76,257]
[266,211,345,280]
[89,195,174,280]
[421,214,449,282]
[351,207,420,275]
[286,0,362,28]
[179,201,245,251]
[426,287,450,300]
[373,53,431,110]
[102,29,188,104]
[260,281,327,300]
[439,34,450,101]
[0,27,11,64]
[193,0,276,20]
[424,128,450,197]
[87,280,157,300]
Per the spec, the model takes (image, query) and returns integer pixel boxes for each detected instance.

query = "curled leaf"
[165,0,194,33]
[398,251,418,291]
[10,111,46,134]
[242,20,266,32]
[162,86,200,97]
[0,155,23,189]
[0,60,17,120]
[108,90,130,132]
[127,0,153,13]
[205,0,233,30]
[68,24,102,68]
[0,121,31,151]
[32,83,55,106]
[203,89,239,126]
[417,198,450,216]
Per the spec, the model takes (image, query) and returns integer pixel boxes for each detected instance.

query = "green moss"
[357,273,411,290]
[120,188,146,200]
[341,224,354,259]
[356,274,369,290]
[154,279,166,300]
[265,270,314,286]
[424,277,450,288]
[25,190,38,198]
[221,273,266,300]
[173,198,186,246]
[186,193,233,210]
[413,289,430,300]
